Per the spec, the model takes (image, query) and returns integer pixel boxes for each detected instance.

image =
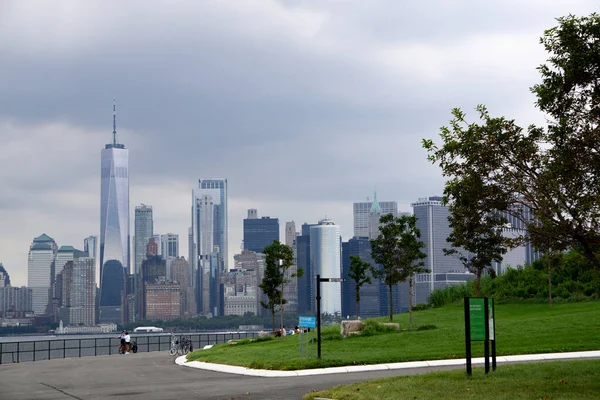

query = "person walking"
[124,331,131,354]
[118,331,126,354]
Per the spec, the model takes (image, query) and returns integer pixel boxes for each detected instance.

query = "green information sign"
[465,297,497,376]
[469,298,486,341]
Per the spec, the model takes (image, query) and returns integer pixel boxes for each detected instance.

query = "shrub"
[413,303,431,311]
[428,282,474,307]
[360,319,398,337]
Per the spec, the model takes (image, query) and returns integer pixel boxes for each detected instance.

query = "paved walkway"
[0,352,465,400]
[176,350,600,377]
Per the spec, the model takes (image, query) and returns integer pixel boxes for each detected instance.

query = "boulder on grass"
[340,320,365,338]
[258,331,270,338]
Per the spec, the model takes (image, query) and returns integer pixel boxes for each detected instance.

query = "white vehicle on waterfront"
[133,326,164,333]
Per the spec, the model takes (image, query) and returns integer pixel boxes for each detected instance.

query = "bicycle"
[168,334,179,356]
[169,334,193,356]
[178,335,193,356]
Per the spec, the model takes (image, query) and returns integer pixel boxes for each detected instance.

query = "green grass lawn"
[186,300,600,370]
[304,359,600,400]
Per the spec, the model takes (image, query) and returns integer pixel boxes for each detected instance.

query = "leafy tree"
[259,257,283,333]
[426,117,511,296]
[260,240,302,335]
[348,255,372,319]
[370,214,427,327]
[423,13,600,271]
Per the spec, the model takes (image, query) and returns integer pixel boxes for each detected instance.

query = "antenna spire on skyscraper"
[112,98,117,145]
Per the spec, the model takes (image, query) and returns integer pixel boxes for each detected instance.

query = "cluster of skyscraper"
[1,104,542,328]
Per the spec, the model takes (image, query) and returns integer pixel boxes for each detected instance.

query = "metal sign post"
[464,297,496,376]
[316,274,346,359]
[298,316,316,358]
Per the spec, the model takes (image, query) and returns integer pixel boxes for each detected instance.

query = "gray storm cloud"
[0,0,597,285]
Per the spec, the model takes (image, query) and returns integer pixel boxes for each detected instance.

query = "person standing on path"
[119,331,126,354]
[124,331,131,354]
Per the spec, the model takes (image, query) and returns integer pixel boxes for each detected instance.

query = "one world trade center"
[99,101,129,323]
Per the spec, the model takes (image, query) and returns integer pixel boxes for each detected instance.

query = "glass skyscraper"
[192,178,228,316]
[411,196,470,305]
[243,212,279,253]
[99,103,129,323]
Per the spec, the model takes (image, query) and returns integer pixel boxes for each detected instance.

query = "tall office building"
[243,210,279,253]
[188,227,195,287]
[51,246,87,319]
[83,236,97,258]
[152,234,162,257]
[99,102,129,323]
[161,233,179,280]
[0,286,32,318]
[134,205,154,277]
[310,219,342,315]
[171,257,191,315]
[55,246,87,281]
[27,234,58,315]
[285,221,297,247]
[342,238,380,318]
[83,236,98,279]
[138,254,167,319]
[283,221,299,313]
[192,179,228,316]
[231,250,266,316]
[161,233,179,259]
[144,283,181,321]
[353,191,398,238]
[58,257,96,326]
[411,196,471,306]
[341,237,402,317]
[0,263,10,288]
[296,223,316,313]
[493,205,542,274]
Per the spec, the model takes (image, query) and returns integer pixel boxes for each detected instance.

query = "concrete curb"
[175,350,600,377]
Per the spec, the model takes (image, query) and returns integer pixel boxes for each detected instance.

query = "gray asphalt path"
[0,352,459,400]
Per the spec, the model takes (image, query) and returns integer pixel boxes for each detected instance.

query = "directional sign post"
[464,297,496,375]
[316,274,347,359]
[298,316,316,358]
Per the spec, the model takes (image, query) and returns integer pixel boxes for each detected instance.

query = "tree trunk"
[388,283,393,322]
[409,275,414,329]
[475,270,482,297]
[280,283,284,339]
[547,256,553,308]
[355,287,360,319]
[271,310,275,333]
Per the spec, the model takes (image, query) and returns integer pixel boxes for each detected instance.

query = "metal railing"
[0,332,258,364]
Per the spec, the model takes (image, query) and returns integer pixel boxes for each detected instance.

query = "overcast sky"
[1,1,597,287]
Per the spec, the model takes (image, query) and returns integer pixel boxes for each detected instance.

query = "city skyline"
[2,1,598,287]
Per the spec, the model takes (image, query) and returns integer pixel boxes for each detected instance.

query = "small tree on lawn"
[348,255,372,320]
[370,214,427,327]
[261,240,303,336]
[259,257,283,333]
